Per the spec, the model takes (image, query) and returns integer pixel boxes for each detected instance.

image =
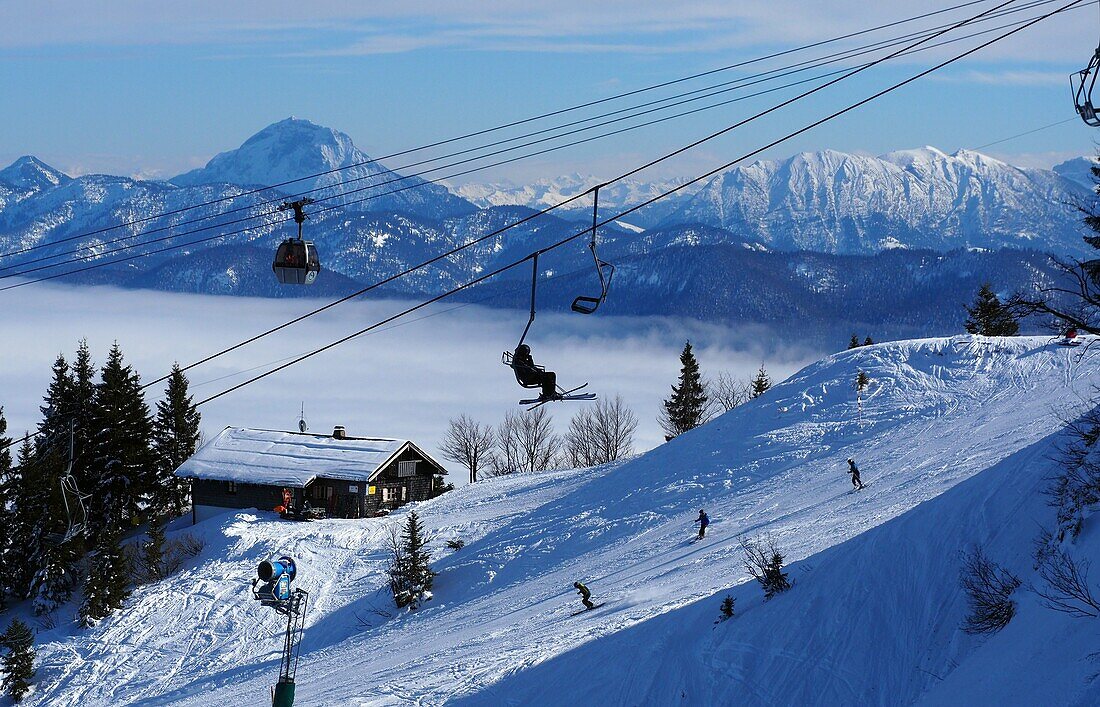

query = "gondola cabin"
[273,239,320,285]
[175,426,448,523]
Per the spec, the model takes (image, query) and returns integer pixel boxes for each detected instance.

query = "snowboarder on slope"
[846,458,865,490]
[694,509,710,539]
[573,581,595,610]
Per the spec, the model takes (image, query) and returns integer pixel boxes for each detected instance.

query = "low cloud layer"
[1,283,825,481]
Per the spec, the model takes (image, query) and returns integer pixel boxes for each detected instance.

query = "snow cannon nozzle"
[258,556,297,583]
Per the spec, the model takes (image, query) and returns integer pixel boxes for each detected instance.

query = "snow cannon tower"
[250,556,308,707]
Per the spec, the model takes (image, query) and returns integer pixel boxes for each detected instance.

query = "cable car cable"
[0,0,1078,450]
[1,1,1077,286]
[0,0,1007,262]
[194,0,1076,408]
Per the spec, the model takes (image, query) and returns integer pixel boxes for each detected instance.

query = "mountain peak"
[170,118,361,189]
[0,155,70,191]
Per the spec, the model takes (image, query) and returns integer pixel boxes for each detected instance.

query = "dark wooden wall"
[192,478,287,513]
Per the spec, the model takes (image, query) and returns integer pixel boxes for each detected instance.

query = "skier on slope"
[573,581,595,610]
[846,458,865,490]
[694,509,710,539]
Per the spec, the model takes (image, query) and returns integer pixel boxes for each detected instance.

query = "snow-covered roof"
[175,427,429,488]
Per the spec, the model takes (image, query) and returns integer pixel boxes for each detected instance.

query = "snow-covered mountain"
[454,173,701,229]
[669,147,1094,256]
[19,336,1100,704]
[172,118,475,220]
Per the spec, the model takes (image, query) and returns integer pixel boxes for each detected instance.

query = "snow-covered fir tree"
[87,342,156,540]
[10,436,54,600]
[660,341,709,438]
[79,527,129,627]
[142,515,167,582]
[32,540,79,616]
[69,339,98,494]
[389,511,435,609]
[965,283,1018,336]
[0,618,35,703]
[151,363,201,517]
[0,408,11,611]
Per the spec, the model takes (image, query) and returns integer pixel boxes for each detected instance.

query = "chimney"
[333,425,347,440]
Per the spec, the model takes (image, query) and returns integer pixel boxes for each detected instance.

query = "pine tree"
[751,365,771,399]
[32,540,79,616]
[7,436,41,598]
[0,408,12,611]
[79,527,130,627]
[37,354,73,455]
[863,336,875,346]
[152,364,201,517]
[0,618,36,703]
[856,370,870,394]
[848,335,860,349]
[69,339,97,494]
[659,341,709,439]
[142,515,167,581]
[719,594,736,621]
[389,511,435,609]
[964,283,1019,336]
[87,342,156,542]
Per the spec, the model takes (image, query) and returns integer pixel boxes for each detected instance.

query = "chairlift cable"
[0,1,1067,281]
[195,0,1077,408]
[1,1,1079,287]
[0,0,1009,263]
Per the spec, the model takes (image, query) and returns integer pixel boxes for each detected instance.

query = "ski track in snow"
[20,335,1100,706]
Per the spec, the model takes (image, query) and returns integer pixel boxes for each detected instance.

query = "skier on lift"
[512,343,558,400]
[846,458,865,490]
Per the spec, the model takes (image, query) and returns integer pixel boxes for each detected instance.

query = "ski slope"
[23,336,1100,705]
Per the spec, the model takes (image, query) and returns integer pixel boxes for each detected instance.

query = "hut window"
[398,461,418,478]
[227,481,238,494]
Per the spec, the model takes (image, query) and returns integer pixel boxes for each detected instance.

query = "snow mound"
[24,336,1100,705]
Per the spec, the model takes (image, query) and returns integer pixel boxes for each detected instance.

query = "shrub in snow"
[1050,407,1100,540]
[719,594,736,621]
[739,535,791,599]
[959,546,1021,634]
[445,539,465,552]
[1033,533,1100,619]
[388,511,435,610]
[1,618,36,703]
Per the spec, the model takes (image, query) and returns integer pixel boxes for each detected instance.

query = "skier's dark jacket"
[696,511,709,527]
[574,582,591,599]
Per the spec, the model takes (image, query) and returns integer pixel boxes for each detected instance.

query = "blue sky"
[1,0,1097,182]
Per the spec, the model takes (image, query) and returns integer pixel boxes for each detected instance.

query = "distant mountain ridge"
[0,118,1095,339]
[664,147,1093,255]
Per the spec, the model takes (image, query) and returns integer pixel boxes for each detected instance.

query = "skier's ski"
[520,383,596,408]
[570,602,606,616]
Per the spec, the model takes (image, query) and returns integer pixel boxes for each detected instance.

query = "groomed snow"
[21,336,1100,705]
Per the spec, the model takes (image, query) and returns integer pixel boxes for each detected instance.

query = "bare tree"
[739,535,791,599]
[439,414,496,484]
[492,407,559,475]
[709,372,751,415]
[1033,538,1100,619]
[564,395,638,468]
[959,546,1021,634]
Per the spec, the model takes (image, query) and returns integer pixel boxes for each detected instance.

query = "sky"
[0,282,823,484]
[1,0,1099,183]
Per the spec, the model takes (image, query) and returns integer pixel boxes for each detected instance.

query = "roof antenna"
[298,403,308,433]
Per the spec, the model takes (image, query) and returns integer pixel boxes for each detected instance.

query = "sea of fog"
[1,282,827,483]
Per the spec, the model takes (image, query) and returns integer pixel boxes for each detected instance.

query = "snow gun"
[249,555,309,707]
[253,556,297,605]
